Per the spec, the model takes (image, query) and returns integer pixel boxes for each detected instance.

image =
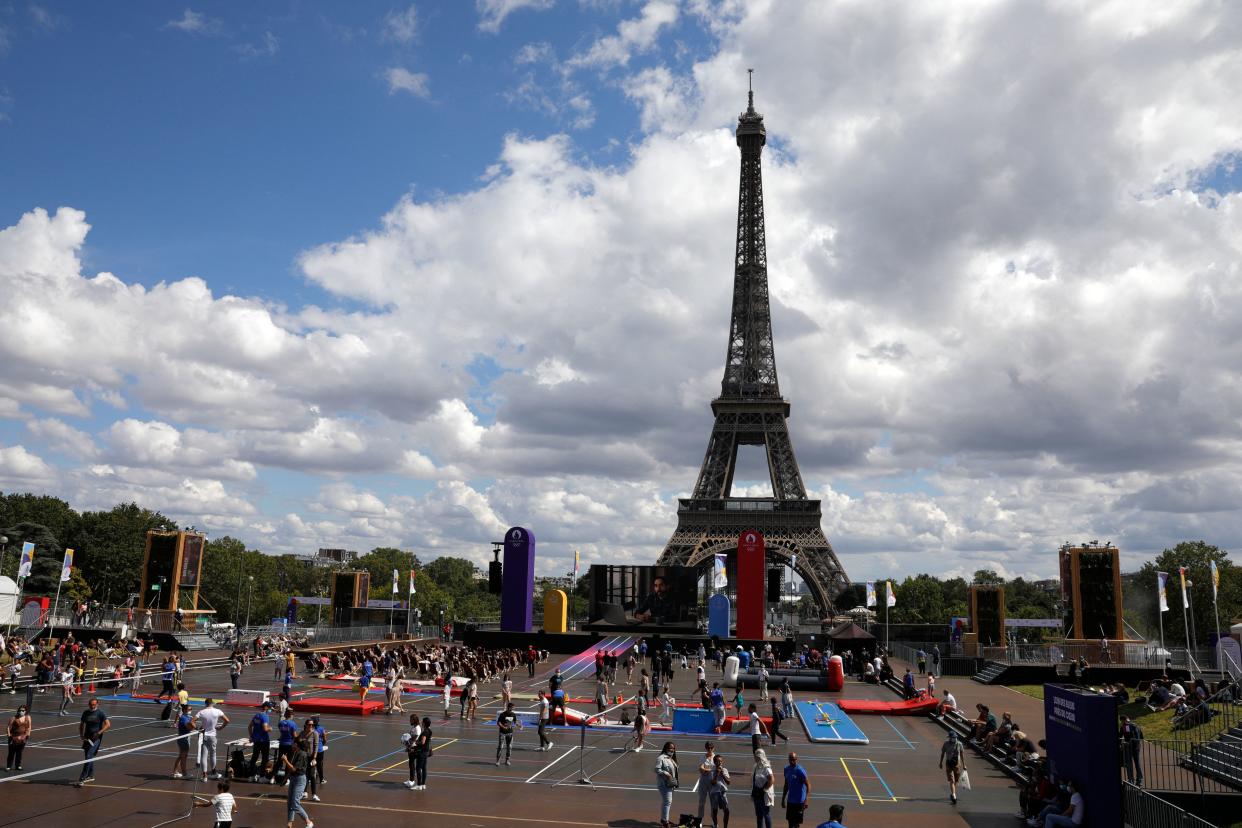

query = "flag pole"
[49,577,64,643]
[1180,568,1192,658]
[1211,562,1222,665]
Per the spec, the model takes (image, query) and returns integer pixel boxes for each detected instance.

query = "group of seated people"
[1018,765,1084,827]
[302,642,547,684]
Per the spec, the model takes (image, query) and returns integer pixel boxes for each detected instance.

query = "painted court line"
[881,715,916,750]
[525,745,578,782]
[81,783,609,825]
[839,757,864,805]
[867,758,897,801]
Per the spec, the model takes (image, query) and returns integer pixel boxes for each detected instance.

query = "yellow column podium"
[543,589,568,633]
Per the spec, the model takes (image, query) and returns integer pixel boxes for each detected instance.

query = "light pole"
[1187,580,1198,655]
[234,554,246,628]
[0,535,8,579]
[246,576,254,629]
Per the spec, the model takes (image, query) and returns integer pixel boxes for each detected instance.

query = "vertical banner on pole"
[736,531,765,639]
[17,542,34,578]
[713,554,728,591]
[501,526,536,633]
[1156,571,1168,657]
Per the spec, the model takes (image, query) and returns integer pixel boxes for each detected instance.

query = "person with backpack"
[938,731,966,804]
[1119,715,1144,786]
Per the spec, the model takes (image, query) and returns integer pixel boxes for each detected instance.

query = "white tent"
[0,575,18,625]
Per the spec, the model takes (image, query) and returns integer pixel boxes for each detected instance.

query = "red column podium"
[736,531,765,639]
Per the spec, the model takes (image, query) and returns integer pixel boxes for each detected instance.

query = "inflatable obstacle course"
[836,693,938,716]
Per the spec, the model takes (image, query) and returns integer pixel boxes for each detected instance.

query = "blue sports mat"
[794,700,869,744]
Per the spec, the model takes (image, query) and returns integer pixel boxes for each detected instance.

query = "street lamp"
[235,556,246,628]
[246,576,255,630]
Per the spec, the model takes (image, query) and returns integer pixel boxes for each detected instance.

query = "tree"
[355,547,420,599]
[70,503,177,606]
[890,574,946,624]
[0,493,79,558]
[1136,541,1239,649]
[972,569,1001,584]
[0,522,63,596]
[65,568,93,604]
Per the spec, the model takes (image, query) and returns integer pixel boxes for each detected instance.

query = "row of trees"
[831,542,1239,646]
[1,491,501,628]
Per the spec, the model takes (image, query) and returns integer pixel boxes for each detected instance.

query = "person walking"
[281,736,314,828]
[5,704,31,771]
[75,697,110,787]
[931,645,941,677]
[1120,716,1144,786]
[442,677,453,719]
[780,752,810,828]
[696,742,717,825]
[495,701,522,766]
[632,705,650,752]
[596,676,609,715]
[769,698,789,745]
[710,683,726,732]
[748,704,768,754]
[536,691,553,751]
[710,753,732,828]
[938,731,965,804]
[751,749,775,828]
[466,679,479,721]
[758,665,769,702]
[195,698,229,781]
[172,703,194,779]
[654,741,679,828]
[779,679,794,719]
[249,701,273,782]
[501,673,513,706]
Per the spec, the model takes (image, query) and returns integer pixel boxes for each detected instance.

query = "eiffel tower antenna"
[657,78,849,614]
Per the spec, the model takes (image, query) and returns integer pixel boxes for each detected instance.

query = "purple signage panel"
[501,526,536,632]
[1044,683,1120,828]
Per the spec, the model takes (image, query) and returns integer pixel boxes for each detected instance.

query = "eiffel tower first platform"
[657,77,849,614]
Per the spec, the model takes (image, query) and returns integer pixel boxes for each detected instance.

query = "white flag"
[60,548,74,583]
[17,542,34,579]
[392,568,399,595]
[886,580,897,607]
[866,581,876,607]
[409,570,416,596]
[713,554,728,590]
[1179,566,1188,606]
[1157,571,1169,613]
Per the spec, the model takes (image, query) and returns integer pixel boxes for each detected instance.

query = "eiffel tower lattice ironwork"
[657,76,849,613]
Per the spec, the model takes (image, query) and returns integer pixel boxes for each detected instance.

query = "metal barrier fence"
[887,638,1223,671]
[1136,738,1240,795]
[1123,782,1217,828]
[887,642,982,676]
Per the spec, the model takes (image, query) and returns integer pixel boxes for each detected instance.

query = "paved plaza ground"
[0,646,1030,827]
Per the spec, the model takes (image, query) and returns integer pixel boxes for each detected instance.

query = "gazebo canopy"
[827,621,876,641]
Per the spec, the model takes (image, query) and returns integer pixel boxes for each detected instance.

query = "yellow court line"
[369,756,409,777]
[431,737,458,754]
[77,783,609,826]
[839,757,864,805]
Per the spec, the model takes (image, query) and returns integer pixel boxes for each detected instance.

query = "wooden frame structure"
[139,530,206,612]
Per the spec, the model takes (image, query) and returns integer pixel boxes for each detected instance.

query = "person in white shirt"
[194,698,229,781]
[1030,778,1084,827]
[660,689,676,724]
[403,713,423,789]
[751,749,775,827]
[536,691,553,751]
[936,689,957,718]
[193,780,238,828]
[747,703,768,754]
[695,742,716,824]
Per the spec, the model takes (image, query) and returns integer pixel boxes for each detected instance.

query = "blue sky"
[2,1,1242,584]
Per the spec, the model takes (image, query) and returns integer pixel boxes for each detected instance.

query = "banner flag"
[392,568,399,594]
[409,570,416,596]
[1157,571,1169,612]
[713,554,728,590]
[1179,566,1188,605]
[789,553,797,572]
[866,581,876,607]
[1210,560,1219,601]
[574,549,580,577]
[886,580,897,607]
[60,548,74,582]
[18,542,34,578]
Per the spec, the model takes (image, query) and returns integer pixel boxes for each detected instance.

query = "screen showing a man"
[635,576,680,623]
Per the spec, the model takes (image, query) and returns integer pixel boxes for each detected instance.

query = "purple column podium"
[501,526,536,632]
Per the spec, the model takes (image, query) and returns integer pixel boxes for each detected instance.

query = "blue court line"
[880,716,915,750]
[867,759,897,801]
[351,747,404,770]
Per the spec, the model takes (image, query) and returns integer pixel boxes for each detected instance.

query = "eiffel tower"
[657,75,849,614]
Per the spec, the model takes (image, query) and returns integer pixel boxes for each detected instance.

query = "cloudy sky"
[2,1,1241,583]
